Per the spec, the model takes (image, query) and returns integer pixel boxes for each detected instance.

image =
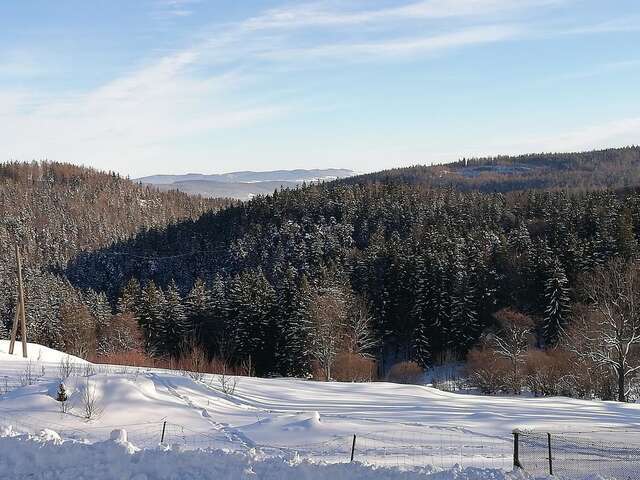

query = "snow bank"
[0,428,531,480]
[0,340,86,364]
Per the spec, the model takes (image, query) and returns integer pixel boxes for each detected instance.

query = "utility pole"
[8,244,28,358]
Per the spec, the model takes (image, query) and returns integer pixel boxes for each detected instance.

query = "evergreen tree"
[117,278,142,316]
[138,281,166,354]
[543,258,570,345]
[160,280,188,357]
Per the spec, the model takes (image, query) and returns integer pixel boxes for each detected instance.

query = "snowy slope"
[1,343,640,475]
[0,340,86,364]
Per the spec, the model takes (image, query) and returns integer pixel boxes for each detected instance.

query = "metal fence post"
[160,420,167,444]
[547,433,553,475]
[350,434,357,462]
[513,431,522,469]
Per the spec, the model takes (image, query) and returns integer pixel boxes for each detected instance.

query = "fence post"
[547,433,553,475]
[350,434,357,462]
[160,421,167,444]
[513,430,522,469]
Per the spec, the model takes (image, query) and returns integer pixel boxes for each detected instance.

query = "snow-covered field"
[1,341,640,479]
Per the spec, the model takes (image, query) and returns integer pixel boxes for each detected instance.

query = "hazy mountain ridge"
[137,168,355,199]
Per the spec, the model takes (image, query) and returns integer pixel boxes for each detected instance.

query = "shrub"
[524,348,575,397]
[332,352,377,382]
[467,347,510,394]
[386,361,424,384]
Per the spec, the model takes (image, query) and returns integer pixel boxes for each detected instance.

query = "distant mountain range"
[136,168,355,199]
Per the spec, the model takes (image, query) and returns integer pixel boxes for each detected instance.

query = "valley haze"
[136,168,356,199]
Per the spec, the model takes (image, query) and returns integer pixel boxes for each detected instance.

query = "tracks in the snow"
[148,373,256,450]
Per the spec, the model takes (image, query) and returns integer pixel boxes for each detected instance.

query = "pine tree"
[543,258,570,345]
[617,208,638,260]
[117,278,142,316]
[275,269,313,376]
[138,281,166,354]
[185,277,211,339]
[56,382,68,402]
[160,280,188,357]
[227,269,276,374]
[411,322,431,367]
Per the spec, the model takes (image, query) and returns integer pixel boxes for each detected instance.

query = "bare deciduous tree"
[309,288,347,381]
[490,309,534,394]
[567,259,640,402]
[58,355,75,379]
[345,295,377,357]
[81,379,102,420]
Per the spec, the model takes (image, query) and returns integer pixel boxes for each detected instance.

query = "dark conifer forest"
[2,148,640,384]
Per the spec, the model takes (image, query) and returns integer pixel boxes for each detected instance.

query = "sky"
[1,0,639,178]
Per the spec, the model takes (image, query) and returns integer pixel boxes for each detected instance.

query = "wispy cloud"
[243,0,565,30]
[153,0,200,19]
[561,15,640,35]
[0,49,288,173]
[2,0,632,176]
[260,25,522,61]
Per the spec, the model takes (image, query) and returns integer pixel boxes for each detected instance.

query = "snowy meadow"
[1,341,640,479]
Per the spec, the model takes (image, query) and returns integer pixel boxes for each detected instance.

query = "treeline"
[0,161,229,352]
[0,161,229,269]
[62,180,640,377]
[469,258,640,402]
[3,156,640,397]
[342,146,640,192]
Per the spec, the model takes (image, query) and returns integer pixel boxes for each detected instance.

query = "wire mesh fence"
[3,405,640,479]
[350,429,512,470]
[516,430,640,479]
[154,421,515,469]
[0,409,166,447]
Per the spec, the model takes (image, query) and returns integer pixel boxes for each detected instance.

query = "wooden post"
[513,431,522,469]
[350,434,357,462]
[160,421,167,444]
[9,245,28,358]
[8,302,20,354]
[547,433,553,475]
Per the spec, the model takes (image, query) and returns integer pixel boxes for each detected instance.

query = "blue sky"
[1,0,639,177]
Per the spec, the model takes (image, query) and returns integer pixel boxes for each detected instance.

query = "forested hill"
[0,161,229,347]
[341,146,640,192]
[0,162,229,269]
[5,150,640,379]
[66,175,640,375]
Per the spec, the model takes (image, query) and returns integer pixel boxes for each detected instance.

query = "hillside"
[0,161,230,350]
[137,168,355,199]
[342,146,640,192]
[5,149,640,385]
[66,160,640,378]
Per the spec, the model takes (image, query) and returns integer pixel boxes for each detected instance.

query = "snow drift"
[0,427,532,480]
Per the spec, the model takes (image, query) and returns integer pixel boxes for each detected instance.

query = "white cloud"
[0,50,289,174]
[2,0,628,176]
[153,0,200,18]
[243,0,565,30]
[561,15,640,35]
[260,24,521,61]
